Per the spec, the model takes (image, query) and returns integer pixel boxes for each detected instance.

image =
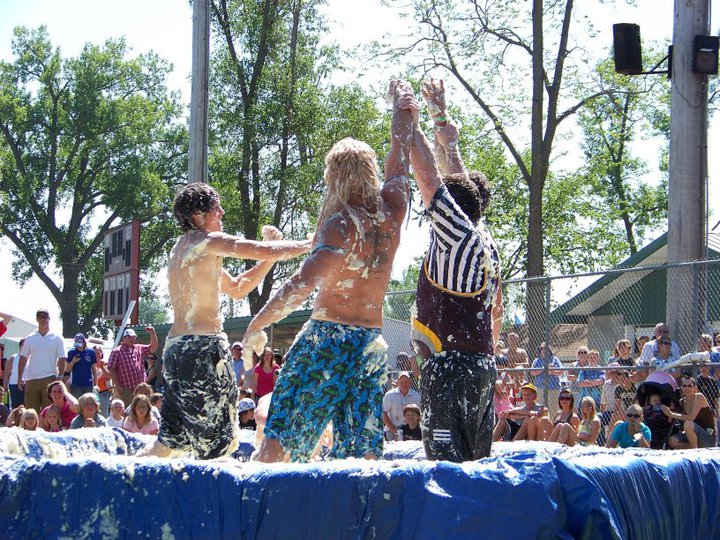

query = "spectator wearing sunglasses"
[663,376,715,449]
[606,404,651,449]
[638,322,680,365]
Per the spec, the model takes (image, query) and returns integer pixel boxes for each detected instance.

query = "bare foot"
[251,437,286,463]
[135,439,173,458]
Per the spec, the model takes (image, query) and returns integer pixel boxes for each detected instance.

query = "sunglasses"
[659,342,671,346]
[559,396,572,401]
[626,413,641,418]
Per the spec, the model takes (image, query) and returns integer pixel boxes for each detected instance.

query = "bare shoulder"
[381,175,410,212]
[315,212,354,251]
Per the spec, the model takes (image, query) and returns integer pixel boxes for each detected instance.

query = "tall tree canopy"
[209,0,390,315]
[577,55,670,263]
[0,27,186,336]
[376,0,639,346]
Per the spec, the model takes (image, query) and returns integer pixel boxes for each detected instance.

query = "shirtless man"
[143,183,311,460]
[243,81,413,463]
[503,332,529,386]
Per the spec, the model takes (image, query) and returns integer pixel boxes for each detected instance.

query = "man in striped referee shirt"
[406,79,503,461]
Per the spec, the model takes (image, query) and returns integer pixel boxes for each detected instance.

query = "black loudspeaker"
[613,23,643,75]
[693,35,719,75]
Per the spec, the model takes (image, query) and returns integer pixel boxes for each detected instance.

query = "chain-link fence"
[383,259,720,444]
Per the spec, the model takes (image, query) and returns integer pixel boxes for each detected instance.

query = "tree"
[577,56,669,262]
[377,0,622,348]
[0,27,186,336]
[209,0,390,314]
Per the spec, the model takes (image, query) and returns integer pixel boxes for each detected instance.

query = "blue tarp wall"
[1,428,719,539]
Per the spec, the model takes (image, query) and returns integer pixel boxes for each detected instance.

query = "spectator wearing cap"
[64,333,97,399]
[382,372,420,441]
[17,308,66,413]
[238,397,257,430]
[638,322,681,365]
[107,325,158,407]
[492,382,548,442]
[230,342,244,386]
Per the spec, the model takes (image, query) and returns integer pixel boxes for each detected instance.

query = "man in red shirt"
[107,326,158,407]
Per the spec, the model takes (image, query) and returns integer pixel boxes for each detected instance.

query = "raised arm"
[205,233,311,261]
[220,226,299,300]
[241,216,347,368]
[385,80,415,182]
[421,78,466,176]
[0,311,12,331]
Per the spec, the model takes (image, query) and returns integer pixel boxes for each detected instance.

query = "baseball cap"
[238,398,256,413]
[520,382,538,394]
[122,328,137,338]
[232,341,242,349]
[36,308,50,317]
[397,371,411,381]
[74,333,86,341]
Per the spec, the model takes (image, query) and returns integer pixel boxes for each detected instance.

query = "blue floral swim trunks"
[264,318,388,462]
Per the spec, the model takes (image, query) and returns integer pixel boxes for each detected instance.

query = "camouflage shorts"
[265,319,388,462]
[158,334,239,460]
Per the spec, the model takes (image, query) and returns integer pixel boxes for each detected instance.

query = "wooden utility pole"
[188,0,210,183]
[667,0,710,351]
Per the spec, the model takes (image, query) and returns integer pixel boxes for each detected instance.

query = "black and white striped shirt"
[425,184,499,294]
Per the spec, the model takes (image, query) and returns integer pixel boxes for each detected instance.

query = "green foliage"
[0,26,185,335]
[576,54,669,261]
[209,0,391,312]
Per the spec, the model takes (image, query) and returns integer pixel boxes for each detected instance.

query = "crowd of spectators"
[2,310,720,457]
[489,323,720,450]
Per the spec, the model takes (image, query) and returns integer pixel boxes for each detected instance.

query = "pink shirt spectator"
[107,343,150,390]
[122,416,159,435]
[254,362,279,398]
[40,401,77,429]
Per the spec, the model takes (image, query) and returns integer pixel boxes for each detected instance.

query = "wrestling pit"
[2,428,719,539]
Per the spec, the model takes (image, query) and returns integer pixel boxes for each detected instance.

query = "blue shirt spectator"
[530,351,562,390]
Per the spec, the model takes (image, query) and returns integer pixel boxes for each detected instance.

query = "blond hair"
[316,138,380,239]
[21,408,40,430]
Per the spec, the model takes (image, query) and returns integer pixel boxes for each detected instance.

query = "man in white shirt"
[638,322,681,365]
[382,372,420,440]
[17,308,66,412]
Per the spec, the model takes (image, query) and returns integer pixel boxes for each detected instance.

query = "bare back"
[167,230,224,337]
[313,176,409,328]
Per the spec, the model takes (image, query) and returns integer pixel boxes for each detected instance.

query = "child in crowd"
[238,398,257,431]
[124,384,161,423]
[43,406,64,432]
[123,395,159,435]
[20,409,40,431]
[150,393,163,414]
[70,393,107,429]
[396,404,422,441]
[106,399,126,428]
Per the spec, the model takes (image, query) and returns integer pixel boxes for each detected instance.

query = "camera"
[653,404,663,411]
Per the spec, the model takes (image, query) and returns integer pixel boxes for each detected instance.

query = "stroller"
[636,371,679,449]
